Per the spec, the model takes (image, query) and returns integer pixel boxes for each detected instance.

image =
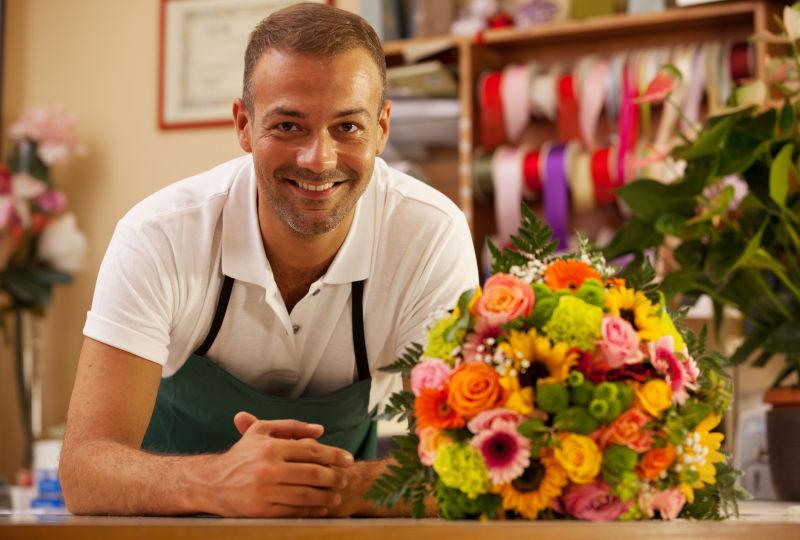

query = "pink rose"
[597,316,644,369]
[649,336,698,405]
[410,357,452,396]
[560,481,631,521]
[471,273,535,327]
[467,407,523,433]
[639,487,686,520]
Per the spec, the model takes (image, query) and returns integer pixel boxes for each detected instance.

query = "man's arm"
[60,338,354,517]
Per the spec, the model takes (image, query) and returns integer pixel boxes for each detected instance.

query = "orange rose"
[446,362,505,418]
[599,408,654,453]
[470,273,534,327]
[638,444,676,480]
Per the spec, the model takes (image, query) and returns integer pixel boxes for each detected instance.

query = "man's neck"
[258,199,354,311]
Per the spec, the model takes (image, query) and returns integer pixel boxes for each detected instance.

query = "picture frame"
[158,0,333,130]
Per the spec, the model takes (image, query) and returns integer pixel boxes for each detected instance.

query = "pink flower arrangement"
[597,316,644,369]
[410,357,453,396]
[471,273,535,327]
[649,336,699,405]
[470,420,531,484]
[560,481,631,521]
[639,487,686,520]
[8,104,86,166]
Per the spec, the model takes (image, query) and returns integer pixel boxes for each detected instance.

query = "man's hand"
[202,412,354,518]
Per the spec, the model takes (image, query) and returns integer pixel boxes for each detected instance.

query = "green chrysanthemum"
[542,295,603,351]
[424,314,465,363]
[433,443,490,499]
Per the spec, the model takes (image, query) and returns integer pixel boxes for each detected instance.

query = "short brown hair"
[242,2,387,113]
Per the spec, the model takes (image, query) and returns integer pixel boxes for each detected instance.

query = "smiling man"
[59,2,478,518]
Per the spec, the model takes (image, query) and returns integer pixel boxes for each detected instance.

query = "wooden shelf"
[382,1,782,255]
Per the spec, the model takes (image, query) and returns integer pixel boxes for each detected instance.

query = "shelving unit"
[382,0,782,253]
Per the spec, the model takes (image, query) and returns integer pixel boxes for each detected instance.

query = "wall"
[0,0,361,481]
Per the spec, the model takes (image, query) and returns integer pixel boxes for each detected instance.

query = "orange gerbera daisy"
[543,260,600,292]
[414,387,465,430]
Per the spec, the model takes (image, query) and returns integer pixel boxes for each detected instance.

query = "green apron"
[142,276,377,460]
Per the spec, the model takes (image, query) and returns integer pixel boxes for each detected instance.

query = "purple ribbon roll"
[543,143,569,250]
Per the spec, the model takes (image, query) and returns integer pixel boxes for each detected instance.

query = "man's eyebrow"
[335,107,371,119]
[262,107,305,121]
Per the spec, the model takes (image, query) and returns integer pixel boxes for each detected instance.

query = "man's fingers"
[279,439,354,468]
[235,415,325,440]
[278,462,348,489]
[233,411,258,435]
[269,485,341,509]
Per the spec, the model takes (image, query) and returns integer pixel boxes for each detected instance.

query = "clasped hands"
[206,411,361,518]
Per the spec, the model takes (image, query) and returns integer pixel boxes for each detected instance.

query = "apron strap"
[351,280,370,382]
[194,275,234,357]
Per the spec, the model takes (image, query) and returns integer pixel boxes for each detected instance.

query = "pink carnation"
[649,336,698,405]
[467,407,523,433]
[472,273,534,328]
[639,487,686,520]
[410,357,452,396]
[9,105,85,166]
[597,316,644,369]
[560,481,631,521]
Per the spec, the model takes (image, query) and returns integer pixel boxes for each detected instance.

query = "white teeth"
[296,180,334,191]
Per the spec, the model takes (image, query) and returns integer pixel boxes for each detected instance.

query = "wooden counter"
[1,501,798,540]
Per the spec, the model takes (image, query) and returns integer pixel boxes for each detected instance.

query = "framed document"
[159,0,332,130]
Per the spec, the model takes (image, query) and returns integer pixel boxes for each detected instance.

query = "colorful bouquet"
[367,207,745,520]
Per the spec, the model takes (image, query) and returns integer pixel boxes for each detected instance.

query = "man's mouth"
[285,178,345,193]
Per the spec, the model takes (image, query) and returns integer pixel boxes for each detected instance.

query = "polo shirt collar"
[221,158,376,291]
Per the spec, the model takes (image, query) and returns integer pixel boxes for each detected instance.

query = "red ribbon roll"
[523,150,542,194]
[479,71,506,150]
[591,147,614,205]
[557,74,581,142]
[729,42,751,82]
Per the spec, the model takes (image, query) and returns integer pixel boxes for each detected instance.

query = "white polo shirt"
[83,155,478,411]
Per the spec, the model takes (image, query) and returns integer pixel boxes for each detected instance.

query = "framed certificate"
[158,0,332,130]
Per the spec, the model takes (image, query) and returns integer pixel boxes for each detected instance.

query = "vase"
[11,308,42,469]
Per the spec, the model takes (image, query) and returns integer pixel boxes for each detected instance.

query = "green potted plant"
[604,5,800,501]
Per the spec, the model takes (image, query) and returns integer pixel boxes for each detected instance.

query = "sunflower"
[544,259,601,292]
[414,387,465,430]
[500,328,577,383]
[604,285,664,342]
[495,448,568,519]
[678,414,726,503]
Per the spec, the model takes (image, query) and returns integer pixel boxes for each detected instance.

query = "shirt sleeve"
[392,211,480,360]
[82,221,175,365]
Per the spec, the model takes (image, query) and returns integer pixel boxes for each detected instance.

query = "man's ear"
[375,100,392,155]
[232,98,253,153]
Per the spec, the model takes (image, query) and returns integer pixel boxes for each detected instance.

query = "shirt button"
[292,324,301,334]
[312,289,320,296]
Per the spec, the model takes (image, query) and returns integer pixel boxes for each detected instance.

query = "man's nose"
[296,131,337,174]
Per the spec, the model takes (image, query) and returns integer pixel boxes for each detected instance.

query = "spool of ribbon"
[682,45,706,135]
[473,152,494,203]
[543,143,570,249]
[491,145,525,244]
[479,71,506,150]
[704,41,722,114]
[557,74,581,142]
[501,64,533,143]
[718,41,735,106]
[591,147,614,205]
[617,64,638,186]
[570,149,595,213]
[729,42,752,82]
[605,53,625,125]
[523,149,542,200]
[530,64,560,121]
[579,58,609,149]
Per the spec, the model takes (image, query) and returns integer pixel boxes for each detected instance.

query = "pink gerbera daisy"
[649,336,698,405]
[471,420,531,484]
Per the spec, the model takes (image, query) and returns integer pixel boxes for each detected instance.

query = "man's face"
[234,48,390,236]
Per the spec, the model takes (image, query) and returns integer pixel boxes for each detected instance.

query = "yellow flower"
[604,286,664,342]
[499,373,534,415]
[500,328,577,383]
[679,414,726,503]
[495,449,568,519]
[553,433,602,484]
[635,379,672,418]
[659,307,686,352]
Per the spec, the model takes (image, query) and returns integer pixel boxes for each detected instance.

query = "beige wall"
[0,0,359,481]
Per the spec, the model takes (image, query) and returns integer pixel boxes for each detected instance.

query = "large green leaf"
[762,321,800,354]
[779,98,796,135]
[603,218,661,259]
[1,268,53,308]
[743,160,782,215]
[659,269,699,300]
[674,240,706,269]
[769,143,793,208]
[673,115,733,160]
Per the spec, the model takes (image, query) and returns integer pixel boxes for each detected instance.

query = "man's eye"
[276,122,299,132]
[339,122,359,134]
